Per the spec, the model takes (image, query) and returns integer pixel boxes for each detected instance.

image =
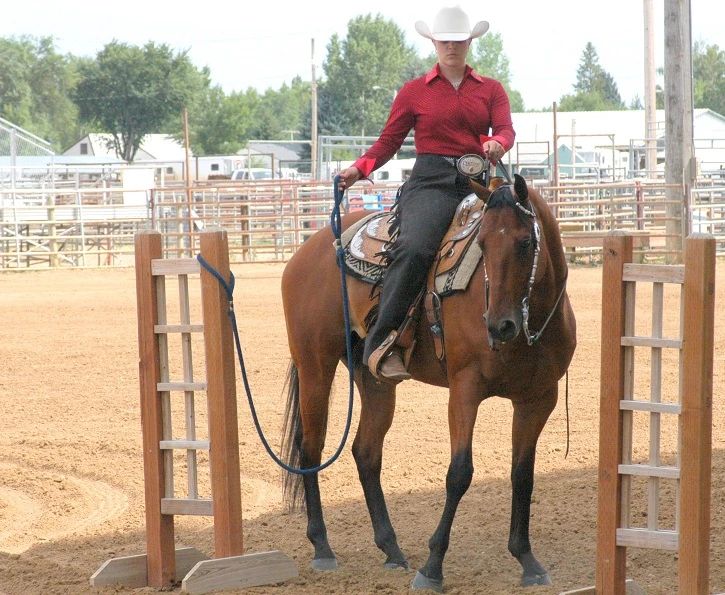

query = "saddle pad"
[340,195,485,295]
[344,211,394,265]
[340,212,391,284]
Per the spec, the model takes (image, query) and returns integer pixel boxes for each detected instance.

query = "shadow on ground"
[2,449,724,595]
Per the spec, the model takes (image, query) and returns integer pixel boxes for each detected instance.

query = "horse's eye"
[518,238,532,256]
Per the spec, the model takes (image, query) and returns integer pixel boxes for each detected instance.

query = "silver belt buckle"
[456,154,488,179]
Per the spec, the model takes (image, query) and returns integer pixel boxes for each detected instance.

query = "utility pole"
[310,38,318,180]
[182,107,193,255]
[552,102,559,201]
[643,0,657,176]
[664,0,695,261]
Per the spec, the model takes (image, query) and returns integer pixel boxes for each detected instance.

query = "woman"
[338,6,516,382]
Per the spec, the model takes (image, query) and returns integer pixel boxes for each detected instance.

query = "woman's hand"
[337,166,362,191]
[482,139,504,164]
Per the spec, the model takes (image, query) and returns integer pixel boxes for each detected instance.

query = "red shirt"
[353,64,516,178]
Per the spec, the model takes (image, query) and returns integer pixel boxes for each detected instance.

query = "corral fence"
[1,174,724,269]
[539,176,725,260]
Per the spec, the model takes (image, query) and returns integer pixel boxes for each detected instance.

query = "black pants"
[363,154,472,364]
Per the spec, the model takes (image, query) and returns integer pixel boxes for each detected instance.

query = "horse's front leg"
[351,368,408,569]
[509,386,557,586]
[413,378,480,592]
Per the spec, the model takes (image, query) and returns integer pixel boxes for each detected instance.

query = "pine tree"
[560,42,625,111]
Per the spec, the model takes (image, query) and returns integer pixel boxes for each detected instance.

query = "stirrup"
[366,330,399,380]
[378,350,411,383]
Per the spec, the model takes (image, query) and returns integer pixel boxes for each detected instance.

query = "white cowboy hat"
[415,6,489,41]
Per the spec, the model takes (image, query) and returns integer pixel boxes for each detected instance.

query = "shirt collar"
[425,64,482,84]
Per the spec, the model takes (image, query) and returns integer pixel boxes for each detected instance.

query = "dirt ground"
[0,260,723,595]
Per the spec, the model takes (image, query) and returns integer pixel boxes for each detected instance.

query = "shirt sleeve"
[352,87,415,178]
[487,81,516,152]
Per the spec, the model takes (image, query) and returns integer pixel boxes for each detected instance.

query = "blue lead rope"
[196,175,355,476]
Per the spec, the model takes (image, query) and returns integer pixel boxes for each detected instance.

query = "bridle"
[481,185,567,346]
[456,154,567,346]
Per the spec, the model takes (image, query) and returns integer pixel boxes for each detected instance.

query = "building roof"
[137,134,187,161]
[62,133,187,161]
[245,141,308,163]
[510,109,725,162]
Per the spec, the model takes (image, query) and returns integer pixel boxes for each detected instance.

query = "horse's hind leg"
[297,361,339,569]
[351,368,408,569]
[508,387,557,586]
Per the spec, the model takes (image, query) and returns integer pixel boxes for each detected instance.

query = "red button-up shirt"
[353,64,516,178]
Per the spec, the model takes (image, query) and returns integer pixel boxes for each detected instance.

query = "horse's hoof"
[384,559,409,570]
[411,570,443,592]
[521,571,552,586]
[311,557,338,571]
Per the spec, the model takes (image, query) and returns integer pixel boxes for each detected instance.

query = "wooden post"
[552,102,559,210]
[643,0,657,176]
[134,230,176,587]
[47,193,58,268]
[199,230,244,557]
[678,234,715,594]
[664,0,694,260]
[94,230,296,593]
[183,107,194,256]
[596,232,633,595]
[311,39,318,180]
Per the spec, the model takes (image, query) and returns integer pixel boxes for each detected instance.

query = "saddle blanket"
[340,193,484,296]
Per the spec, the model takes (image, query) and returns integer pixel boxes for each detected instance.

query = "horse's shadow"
[4,450,724,594]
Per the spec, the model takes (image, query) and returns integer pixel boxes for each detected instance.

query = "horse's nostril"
[498,319,517,341]
[486,317,517,344]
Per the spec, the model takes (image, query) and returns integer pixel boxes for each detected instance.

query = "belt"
[417,154,492,181]
[444,154,489,180]
[438,153,512,184]
[439,155,464,167]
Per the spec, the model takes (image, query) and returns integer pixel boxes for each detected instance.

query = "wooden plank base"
[89,546,207,587]
[560,578,646,595]
[181,550,298,594]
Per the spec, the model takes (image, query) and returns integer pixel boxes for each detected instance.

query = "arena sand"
[0,261,723,594]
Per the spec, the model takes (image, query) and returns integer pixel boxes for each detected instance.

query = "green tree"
[0,36,81,149]
[558,92,612,112]
[321,14,419,137]
[559,42,624,111]
[249,77,311,140]
[0,37,34,126]
[73,41,209,161]
[316,79,349,137]
[403,51,436,81]
[469,31,524,112]
[573,43,601,95]
[190,85,253,155]
[692,41,724,115]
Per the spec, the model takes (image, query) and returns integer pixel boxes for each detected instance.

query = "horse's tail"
[280,360,306,511]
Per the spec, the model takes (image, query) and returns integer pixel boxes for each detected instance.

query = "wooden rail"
[90,229,296,593]
[594,232,714,594]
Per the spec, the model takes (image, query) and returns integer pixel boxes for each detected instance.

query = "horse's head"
[474,174,539,350]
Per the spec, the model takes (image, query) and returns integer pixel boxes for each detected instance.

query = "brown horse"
[280,174,576,591]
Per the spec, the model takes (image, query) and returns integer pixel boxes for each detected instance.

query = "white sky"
[2,0,723,110]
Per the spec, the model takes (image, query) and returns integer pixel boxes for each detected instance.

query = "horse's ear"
[488,177,506,191]
[513,174,529,202]
[469,178,492,203]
